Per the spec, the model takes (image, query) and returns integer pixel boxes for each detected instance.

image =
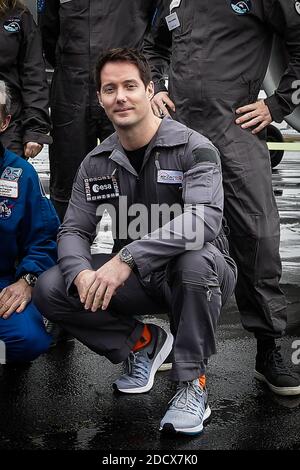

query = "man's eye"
[127,84,136,89]
[104,88,114,94]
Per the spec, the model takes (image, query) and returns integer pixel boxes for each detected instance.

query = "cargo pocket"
[182,165,214,204]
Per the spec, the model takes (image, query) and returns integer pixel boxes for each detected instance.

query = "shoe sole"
[160,405,211,435]
[114,331,173,394]
[254,370,300,396]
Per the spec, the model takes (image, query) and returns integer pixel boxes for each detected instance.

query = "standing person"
[0,81,59,363]
[0,0,51,158]
[40,0,160,221]
[34,48,237,435]
[145,0,300,396]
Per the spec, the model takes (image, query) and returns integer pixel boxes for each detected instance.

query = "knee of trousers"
[33,265,64,321]
[169,245,217,284]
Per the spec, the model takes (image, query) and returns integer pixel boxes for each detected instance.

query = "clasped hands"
[74,255,132,312]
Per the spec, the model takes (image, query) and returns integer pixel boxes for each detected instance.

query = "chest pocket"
[182,165,214,205]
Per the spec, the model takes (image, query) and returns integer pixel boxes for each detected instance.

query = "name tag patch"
[157,170,183,184]
[84,175,119,202]
[165,12,180,31]
[0,179,18,198]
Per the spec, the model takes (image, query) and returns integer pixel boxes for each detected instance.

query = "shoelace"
[265,347,291,375]
[126,351,149,381]
[168,382,206,417]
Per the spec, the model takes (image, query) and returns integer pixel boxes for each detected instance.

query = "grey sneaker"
[160,379,211,435]
[113,324,173,394]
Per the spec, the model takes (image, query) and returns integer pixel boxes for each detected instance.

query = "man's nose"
[116,88,127,102]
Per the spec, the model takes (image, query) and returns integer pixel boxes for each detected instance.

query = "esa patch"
[84,175,120,202]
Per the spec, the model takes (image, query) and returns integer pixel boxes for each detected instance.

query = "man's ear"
[0,114,11,133]
[97,91,104,108]
[147,81,155,100]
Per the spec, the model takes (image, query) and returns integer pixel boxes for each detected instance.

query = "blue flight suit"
[0,143,59,362]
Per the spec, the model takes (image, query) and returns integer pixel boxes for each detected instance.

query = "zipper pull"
[155,151,161,170]
[207,288,212,302]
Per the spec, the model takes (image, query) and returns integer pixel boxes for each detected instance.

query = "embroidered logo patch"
[0,200,13,219]
[3,18,21,32]
[295,1,300,15]
[230,0,252,15]
[1,167,22,181]
[84,175,120,202]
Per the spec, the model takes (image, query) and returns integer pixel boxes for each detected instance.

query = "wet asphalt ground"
[0,151,299,456]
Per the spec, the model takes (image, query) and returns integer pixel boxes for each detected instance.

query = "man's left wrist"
[19,273,38,287]
[118,247,136,270]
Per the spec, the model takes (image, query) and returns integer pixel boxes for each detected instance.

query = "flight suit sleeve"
[143,0,172,95]
[263,0,300,122]
[57,159,99,293]
[127,139,224,278]
[40,0,60,67]
[15,167,60,279]
[18,10,52,145]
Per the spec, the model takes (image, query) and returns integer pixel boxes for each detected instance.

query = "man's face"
[0,110,11,134]
[98,61,154,130]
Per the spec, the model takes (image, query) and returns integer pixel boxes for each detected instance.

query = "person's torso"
[56,0,155,68]
[169,0,273,85]
[0,150,31,276]
[0,8,24,93]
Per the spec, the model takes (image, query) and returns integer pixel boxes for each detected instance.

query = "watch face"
[22,273,37,287]
[121,247,131,258]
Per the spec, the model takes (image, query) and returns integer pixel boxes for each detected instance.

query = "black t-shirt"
[124,144,148,175]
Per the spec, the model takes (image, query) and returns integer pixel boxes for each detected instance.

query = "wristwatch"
[118,247,136,270]
[20,273,38,287]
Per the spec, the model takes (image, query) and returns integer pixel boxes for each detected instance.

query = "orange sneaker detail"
[132,324,152,352]
[199,374,206,389]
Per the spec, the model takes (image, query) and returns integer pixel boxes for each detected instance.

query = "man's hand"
[75,256,132,312]
[151,91,176,118]
[0,279,32,319]
[24,142,43,159]
[235,99,272,134]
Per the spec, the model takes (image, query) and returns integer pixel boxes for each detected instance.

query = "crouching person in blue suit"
[0,81,59,363]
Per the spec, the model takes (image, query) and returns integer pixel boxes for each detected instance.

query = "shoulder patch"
[3,18,21,33]
[192,147,220,165]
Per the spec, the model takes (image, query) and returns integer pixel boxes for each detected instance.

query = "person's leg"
[33,255,172,365]
[160,244,237,435]
[0,299,51,363]
[49,69,101,221]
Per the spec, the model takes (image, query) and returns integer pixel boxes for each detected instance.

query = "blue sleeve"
[15,166,60,278]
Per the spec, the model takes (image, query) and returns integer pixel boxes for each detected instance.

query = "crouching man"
[34,49,237,435]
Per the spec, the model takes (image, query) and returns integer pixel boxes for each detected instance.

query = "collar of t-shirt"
[123,143,149,175]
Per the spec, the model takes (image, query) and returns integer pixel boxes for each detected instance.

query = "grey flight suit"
[34,117,237,381]
[40,0,159,218]
[145,0,300,338]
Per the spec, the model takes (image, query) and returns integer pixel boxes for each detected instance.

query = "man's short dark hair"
[0,80,11,121]
[95,48,152,91]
